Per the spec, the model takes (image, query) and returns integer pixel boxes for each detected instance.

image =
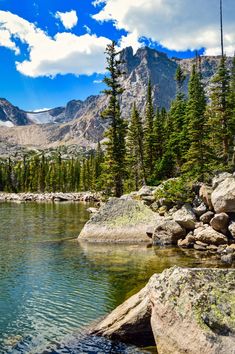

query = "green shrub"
[154,177,195,205]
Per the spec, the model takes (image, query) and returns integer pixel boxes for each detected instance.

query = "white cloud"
[93,0,235,56]
[55,10,78,30]
[119,30,142,53]
[93,79,102,84]
[0,11,109,78]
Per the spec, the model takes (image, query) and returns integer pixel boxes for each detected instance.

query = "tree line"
[0,149,103,193]
[0,42,234,195]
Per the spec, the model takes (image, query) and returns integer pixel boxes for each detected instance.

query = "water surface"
[0,202,229,353]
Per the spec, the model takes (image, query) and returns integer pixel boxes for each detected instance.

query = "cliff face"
[0,47,232,154]
[119,47,178,114]
[0,98,28,126]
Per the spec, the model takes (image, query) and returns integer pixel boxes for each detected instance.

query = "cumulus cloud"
[119,30,142,53]
[55,10,78,30]
[0,11,109,77]
[93,0,235,56]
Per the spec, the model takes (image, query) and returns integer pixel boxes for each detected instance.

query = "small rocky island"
[78,172,235,352]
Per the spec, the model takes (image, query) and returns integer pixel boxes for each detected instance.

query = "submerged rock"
[78,198,159,243]
[90,267,235,354]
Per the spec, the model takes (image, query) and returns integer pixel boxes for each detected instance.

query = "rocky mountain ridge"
[0,46,232,156]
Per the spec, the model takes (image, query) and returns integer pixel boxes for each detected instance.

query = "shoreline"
[0,192,101,203]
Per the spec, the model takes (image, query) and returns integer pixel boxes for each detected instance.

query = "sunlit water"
[0,202,230,353]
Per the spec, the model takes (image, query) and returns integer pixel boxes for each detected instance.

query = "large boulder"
[195,226,228,246]
[211,176,235,213]
[91,267,235,354]
[150,267,235,354]
[78,198,159,243]
[152,219,186,245]
[210,212,229,234]
[173,203,197,230]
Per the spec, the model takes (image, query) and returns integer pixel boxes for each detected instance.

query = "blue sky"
[0,0,234,111]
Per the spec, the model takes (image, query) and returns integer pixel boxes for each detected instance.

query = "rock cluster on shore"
[78,172,235,263]
[0,192,100,202]
[147,173,235,264]
[90,266,235,354]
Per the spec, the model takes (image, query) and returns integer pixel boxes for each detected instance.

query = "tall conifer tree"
[101,41,127,197]
[144,80,155,179]
[182,65,207,179]
[209,56,232,165]
[167,65,186,171]
[126,103,145,190]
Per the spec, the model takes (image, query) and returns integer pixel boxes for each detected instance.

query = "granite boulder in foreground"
[90,267,235,354]
[78,197,159,243]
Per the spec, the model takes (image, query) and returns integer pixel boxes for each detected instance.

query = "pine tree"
[94,142,104,190]
[182,65,207,179]
[144,80,155,179]
[126,103,145,190]
[166,65,187,172]
[152,108,167,182]
[208,56,232,165]
[229,55,235,165]
[101,41,127,197]
[153,108,165,162]
[39,154,46,192]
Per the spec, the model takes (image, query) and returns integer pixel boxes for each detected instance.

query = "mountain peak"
[0,46,233,156]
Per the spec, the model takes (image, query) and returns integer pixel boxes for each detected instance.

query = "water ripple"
[0,202,226,353]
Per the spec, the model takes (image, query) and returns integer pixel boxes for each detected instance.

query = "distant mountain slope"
[0,47,232,155]
[0,98,28,126]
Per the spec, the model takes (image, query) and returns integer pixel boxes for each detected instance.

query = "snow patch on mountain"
[27,111,55,124]
[0,120,14,127]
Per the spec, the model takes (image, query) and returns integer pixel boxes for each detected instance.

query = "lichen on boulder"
[78,197,159,243]
[90,267,235,354]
